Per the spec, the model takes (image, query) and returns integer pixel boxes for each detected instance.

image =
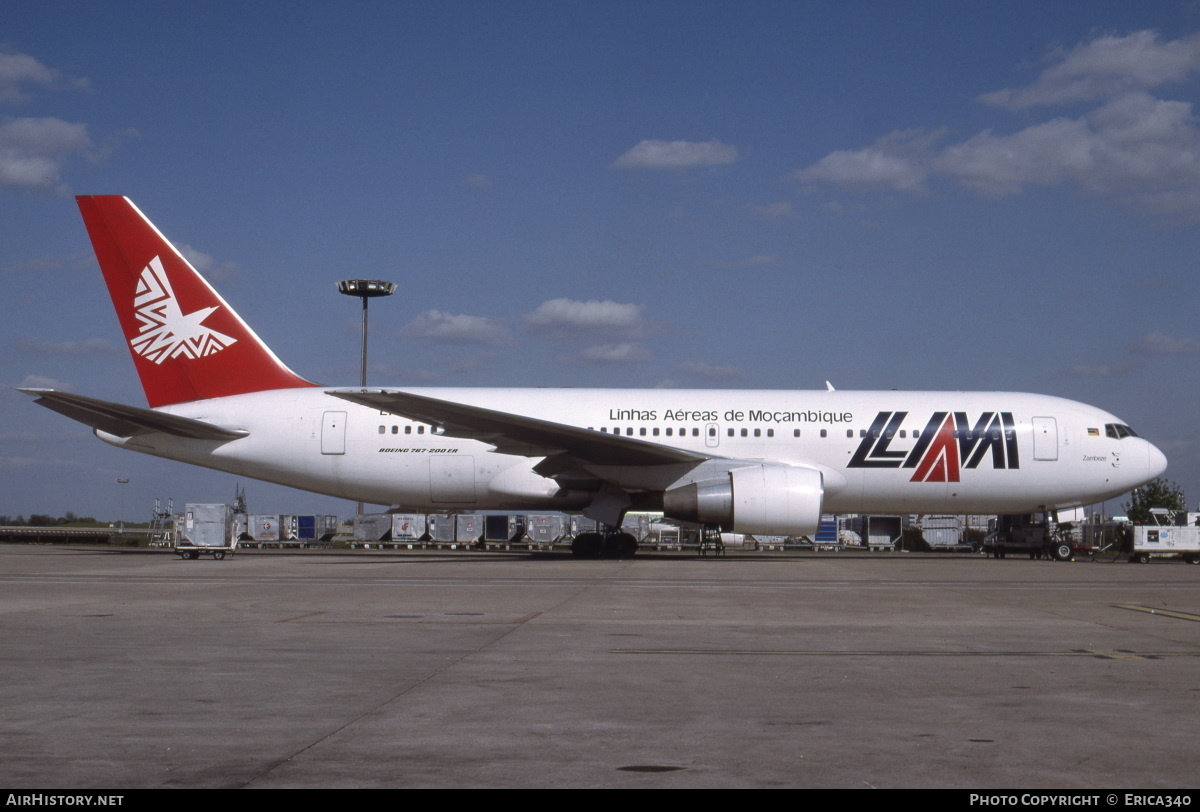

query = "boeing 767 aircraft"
[22,196,1167,557]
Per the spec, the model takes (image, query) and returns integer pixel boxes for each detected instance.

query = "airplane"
[21,195,1168,557]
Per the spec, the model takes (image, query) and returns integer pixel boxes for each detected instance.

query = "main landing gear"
[570,528,639,559]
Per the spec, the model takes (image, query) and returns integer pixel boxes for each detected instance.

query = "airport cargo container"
[484,514,526,543]
[527,514,568,544]
[570,516,598,537]
[921,516,962,548]
[294,514,338,543]
[855,515,903,550]
[427,513,456,543]
[390,514,426,541]
[246,514,282,542]
[354,514,392,542]
[619,514,651,542]
[455,514,484,543]
[175,503,236,559]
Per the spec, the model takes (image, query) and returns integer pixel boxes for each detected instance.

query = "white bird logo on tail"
[129,256,237,364]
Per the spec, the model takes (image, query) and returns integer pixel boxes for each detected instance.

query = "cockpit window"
[1105,423,1139,439]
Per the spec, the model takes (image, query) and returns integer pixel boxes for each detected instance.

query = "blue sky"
[3,1,1199,521]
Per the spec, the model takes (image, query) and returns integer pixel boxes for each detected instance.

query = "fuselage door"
[321,411,347,455]
[705,423,720,448]
[430,456,477,503]
[1032,416,1058,461]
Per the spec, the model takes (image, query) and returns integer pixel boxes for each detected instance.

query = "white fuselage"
[96,387,1167,517]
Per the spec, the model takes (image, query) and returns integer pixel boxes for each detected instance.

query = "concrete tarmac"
[1,544,1197,789]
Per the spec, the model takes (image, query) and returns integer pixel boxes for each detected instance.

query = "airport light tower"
[337,279,396,388]
[337,279,396,517]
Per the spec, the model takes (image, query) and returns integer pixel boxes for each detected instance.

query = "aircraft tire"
[604,533,638,559]
[571,533,603,559]
[1054,542,1073,562]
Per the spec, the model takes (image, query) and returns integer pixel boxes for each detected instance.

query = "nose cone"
[1146,440,1168,481]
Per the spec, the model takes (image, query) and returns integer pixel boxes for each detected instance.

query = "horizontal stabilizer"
[19,389,248,441]
[326,388,709,467]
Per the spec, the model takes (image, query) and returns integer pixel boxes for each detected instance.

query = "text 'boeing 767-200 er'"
[21,196,1167,557]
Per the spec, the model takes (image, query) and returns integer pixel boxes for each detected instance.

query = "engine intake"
[662,464,824,536]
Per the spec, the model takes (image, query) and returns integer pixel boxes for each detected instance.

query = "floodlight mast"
[337,280,396,516]
[336,279,396,388]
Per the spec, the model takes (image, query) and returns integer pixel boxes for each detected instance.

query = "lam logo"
[130,256,237,364]
[848,411,1020,482]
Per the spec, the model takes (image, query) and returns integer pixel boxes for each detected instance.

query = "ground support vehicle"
[1130,509,1200,564]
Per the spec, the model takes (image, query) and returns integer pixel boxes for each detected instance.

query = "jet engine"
[662,464,824,536]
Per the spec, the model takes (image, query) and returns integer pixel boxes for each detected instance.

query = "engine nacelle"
[662,464,824,536]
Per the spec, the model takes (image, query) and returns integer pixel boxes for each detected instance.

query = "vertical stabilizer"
[76,196,316,407]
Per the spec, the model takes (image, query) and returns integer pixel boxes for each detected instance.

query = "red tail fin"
[77,195,316,407]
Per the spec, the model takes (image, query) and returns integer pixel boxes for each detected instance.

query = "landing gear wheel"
[604,532,639,559]
[1054,541,1073,562]
[571,532,603,559]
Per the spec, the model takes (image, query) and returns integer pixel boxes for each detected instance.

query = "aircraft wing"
[19,389,249,441]
[326,388,711,467]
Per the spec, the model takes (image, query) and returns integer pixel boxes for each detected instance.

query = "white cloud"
[1129,330,1200,356]
[18,374,75,391]
[935,94,1200,207]
[177,244,239,283]
[0,116,90,190]
[569,342,653,365]
[795,30,1200,221]
[794,129,940,193]
[933,117,1095,197]
[677,360,740,381]
[524,298,646,337]
[0,51,87,104]
[399,309,513,345]
[981,30,1200,110]
[795,147,927,193]
[612,139,738,170]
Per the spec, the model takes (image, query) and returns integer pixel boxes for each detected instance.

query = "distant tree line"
[0,512,99,527]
